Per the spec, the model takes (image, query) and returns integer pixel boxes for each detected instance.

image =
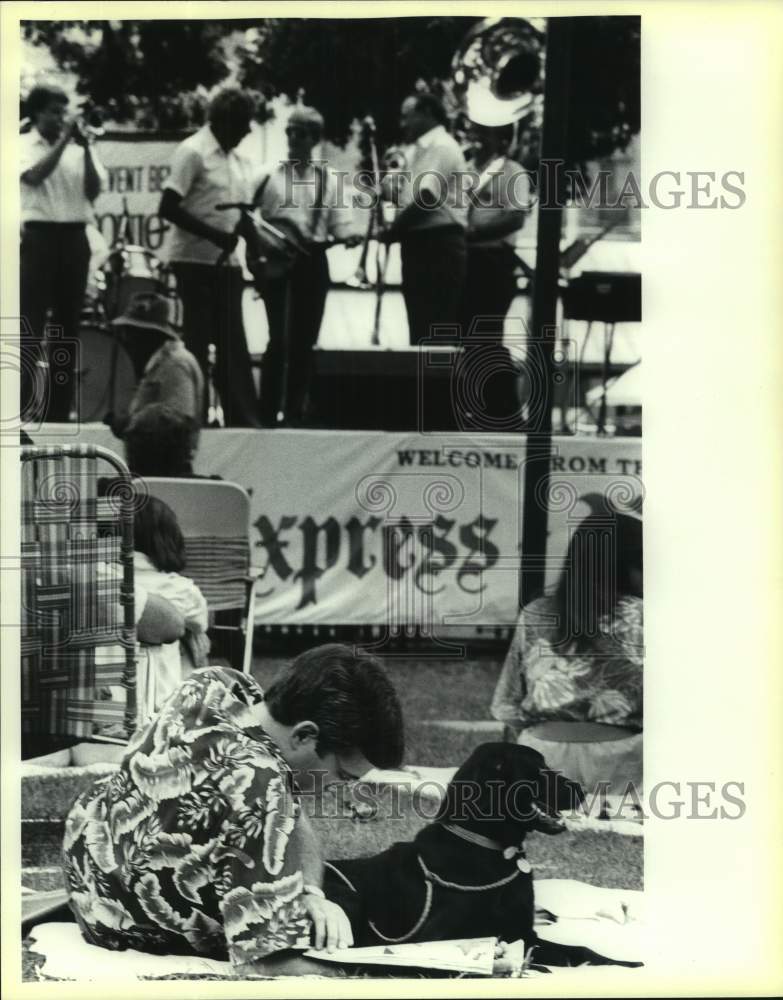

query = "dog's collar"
[440,823,531,872]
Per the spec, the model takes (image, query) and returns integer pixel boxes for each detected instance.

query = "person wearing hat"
[110,291,204,455]
[253,104,362,427]
[491,494,644,796]
[159,88,260,428]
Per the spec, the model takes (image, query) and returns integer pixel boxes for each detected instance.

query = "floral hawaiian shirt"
[491,595,644,730]
[62,666,312,973]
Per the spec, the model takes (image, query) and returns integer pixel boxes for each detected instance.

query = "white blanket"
[534,879,645,963]
[27,879,644,980]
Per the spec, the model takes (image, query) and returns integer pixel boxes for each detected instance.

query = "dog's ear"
[436,743,510,825]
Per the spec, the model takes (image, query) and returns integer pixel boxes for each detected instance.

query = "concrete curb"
[21,763,119,821]
[425,719,505,738]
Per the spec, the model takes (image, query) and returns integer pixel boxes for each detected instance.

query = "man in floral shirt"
[63,645,404,976]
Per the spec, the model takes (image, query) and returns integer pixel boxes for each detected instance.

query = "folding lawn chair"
[21,445,138,754]
[140,478,265,674]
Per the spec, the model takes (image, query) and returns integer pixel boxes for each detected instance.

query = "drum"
[75,324,137,423]
[103,245,165,320]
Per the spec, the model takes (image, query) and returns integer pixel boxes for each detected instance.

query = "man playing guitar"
[253,105,361,427]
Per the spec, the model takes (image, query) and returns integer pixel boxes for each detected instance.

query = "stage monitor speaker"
[562,271,641,323]
[309,347,462,431]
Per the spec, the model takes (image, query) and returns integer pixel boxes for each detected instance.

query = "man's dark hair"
[264,643,404,769]
[133,495,186,573]
[209,87,254,127]
[123,403,197,478]
[412,93,448,127]
[25,85,69,120]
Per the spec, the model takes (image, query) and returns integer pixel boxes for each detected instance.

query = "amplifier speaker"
[562,271,641,323]
[309,348,462,431]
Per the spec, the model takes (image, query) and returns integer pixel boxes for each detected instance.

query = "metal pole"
[520,17,573,607]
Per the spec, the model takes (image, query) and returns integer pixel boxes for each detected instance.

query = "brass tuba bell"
[452,17,546,126]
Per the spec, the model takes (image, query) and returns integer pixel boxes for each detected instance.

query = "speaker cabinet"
[309,347,462,431]
[562,271,641,323]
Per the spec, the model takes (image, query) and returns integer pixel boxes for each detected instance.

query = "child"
[133,495,209,719]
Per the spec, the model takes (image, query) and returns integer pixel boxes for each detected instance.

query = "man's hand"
[302,894,354,954]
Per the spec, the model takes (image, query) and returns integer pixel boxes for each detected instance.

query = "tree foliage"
[22,19,258,129]
[239,15,639,171]
[23,16,639,169]
[238,17,474,146]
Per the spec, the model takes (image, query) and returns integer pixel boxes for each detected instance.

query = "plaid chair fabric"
[21,445,137,741]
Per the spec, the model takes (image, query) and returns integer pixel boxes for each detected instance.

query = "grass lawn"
[251,655,504,724]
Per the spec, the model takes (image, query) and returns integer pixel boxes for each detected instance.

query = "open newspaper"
[304,937,498,975]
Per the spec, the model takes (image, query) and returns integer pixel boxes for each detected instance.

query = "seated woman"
[132,495,209,719]
[491,502,643,794]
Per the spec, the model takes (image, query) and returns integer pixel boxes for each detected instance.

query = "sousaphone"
[452,17,546,126]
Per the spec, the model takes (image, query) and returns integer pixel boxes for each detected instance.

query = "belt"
[24,221,87,230]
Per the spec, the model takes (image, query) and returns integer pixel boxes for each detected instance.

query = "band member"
[459,123,531,429]
[253,106,361,427]
[381,93,468,346]
[20,85,106,423]
[159,88,260,428]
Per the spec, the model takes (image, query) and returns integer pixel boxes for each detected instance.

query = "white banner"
[30,426,642,627]
[91,133,184,254]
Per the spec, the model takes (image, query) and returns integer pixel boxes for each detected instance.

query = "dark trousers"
[260,248,329,426]
[172,263,259,428]
[458,244,521,429]
[400,227,467,346]
[20,223,90,423]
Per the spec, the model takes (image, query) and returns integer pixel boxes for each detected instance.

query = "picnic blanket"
[26,879,644,980]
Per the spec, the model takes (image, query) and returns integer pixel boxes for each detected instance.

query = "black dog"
[324,743,583,952]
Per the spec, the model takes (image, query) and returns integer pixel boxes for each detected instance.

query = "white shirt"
[133,552,209,718]
[96,560,208,731]
[395,125,469,233]
[469,156,530,248]
[164,125,251,266]
[20,128,106,223]
[253,160,358,246]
